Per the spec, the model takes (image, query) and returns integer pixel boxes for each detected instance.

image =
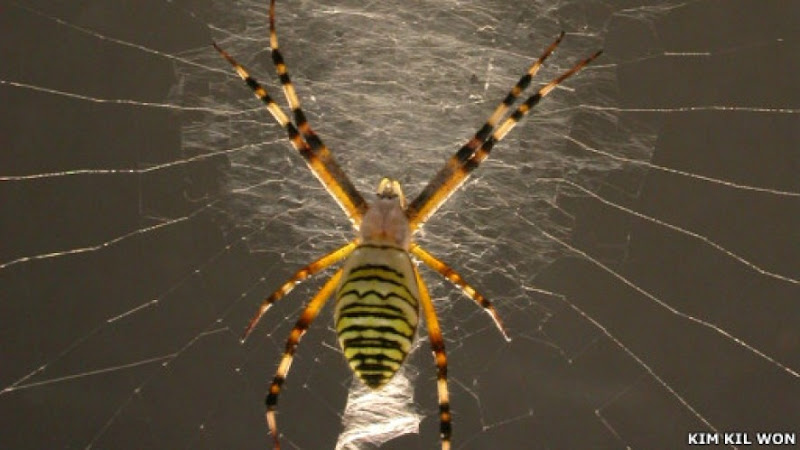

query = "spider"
[214,1,600,448]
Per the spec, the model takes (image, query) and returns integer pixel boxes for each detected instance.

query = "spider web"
[1,0,798,449]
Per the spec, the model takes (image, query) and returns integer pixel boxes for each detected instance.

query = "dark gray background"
[1,1,798,449]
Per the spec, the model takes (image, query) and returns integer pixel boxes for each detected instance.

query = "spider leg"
[268,0,324,151]
[414,266,452,450]
[408,32,563,220]
[406,40,602,231]
[265,0,370,226]
[264,268,344,450]
[242,240,357,342]
[411,244,509,341]
[213,43,369,228]
[459,49,603,169]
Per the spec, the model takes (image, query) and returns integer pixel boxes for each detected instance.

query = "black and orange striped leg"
[265,0,372,228]
[406,32,566,228]
[407,44,602,231]
[268,0,321,148]
[411,244,509,340]
[242,241,357,342]
[424,31,565,181]
[414,267,452,450]
[264,268,344,450]
[481,48,603,145]
[212,42,368,227]
[451,49,604,190]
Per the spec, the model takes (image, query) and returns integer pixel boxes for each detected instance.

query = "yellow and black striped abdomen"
[334,244,420,389]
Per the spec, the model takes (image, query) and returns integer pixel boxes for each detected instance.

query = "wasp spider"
[214,1,600,448]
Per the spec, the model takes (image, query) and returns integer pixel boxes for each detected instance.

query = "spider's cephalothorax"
[215,1,599,448]
[358,178,410,249]
[335,179,419,388]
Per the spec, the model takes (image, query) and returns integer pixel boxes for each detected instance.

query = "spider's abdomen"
[334,244,420,389]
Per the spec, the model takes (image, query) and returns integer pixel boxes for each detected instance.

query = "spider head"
[359,178,410,248]
[375,177,406,208]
